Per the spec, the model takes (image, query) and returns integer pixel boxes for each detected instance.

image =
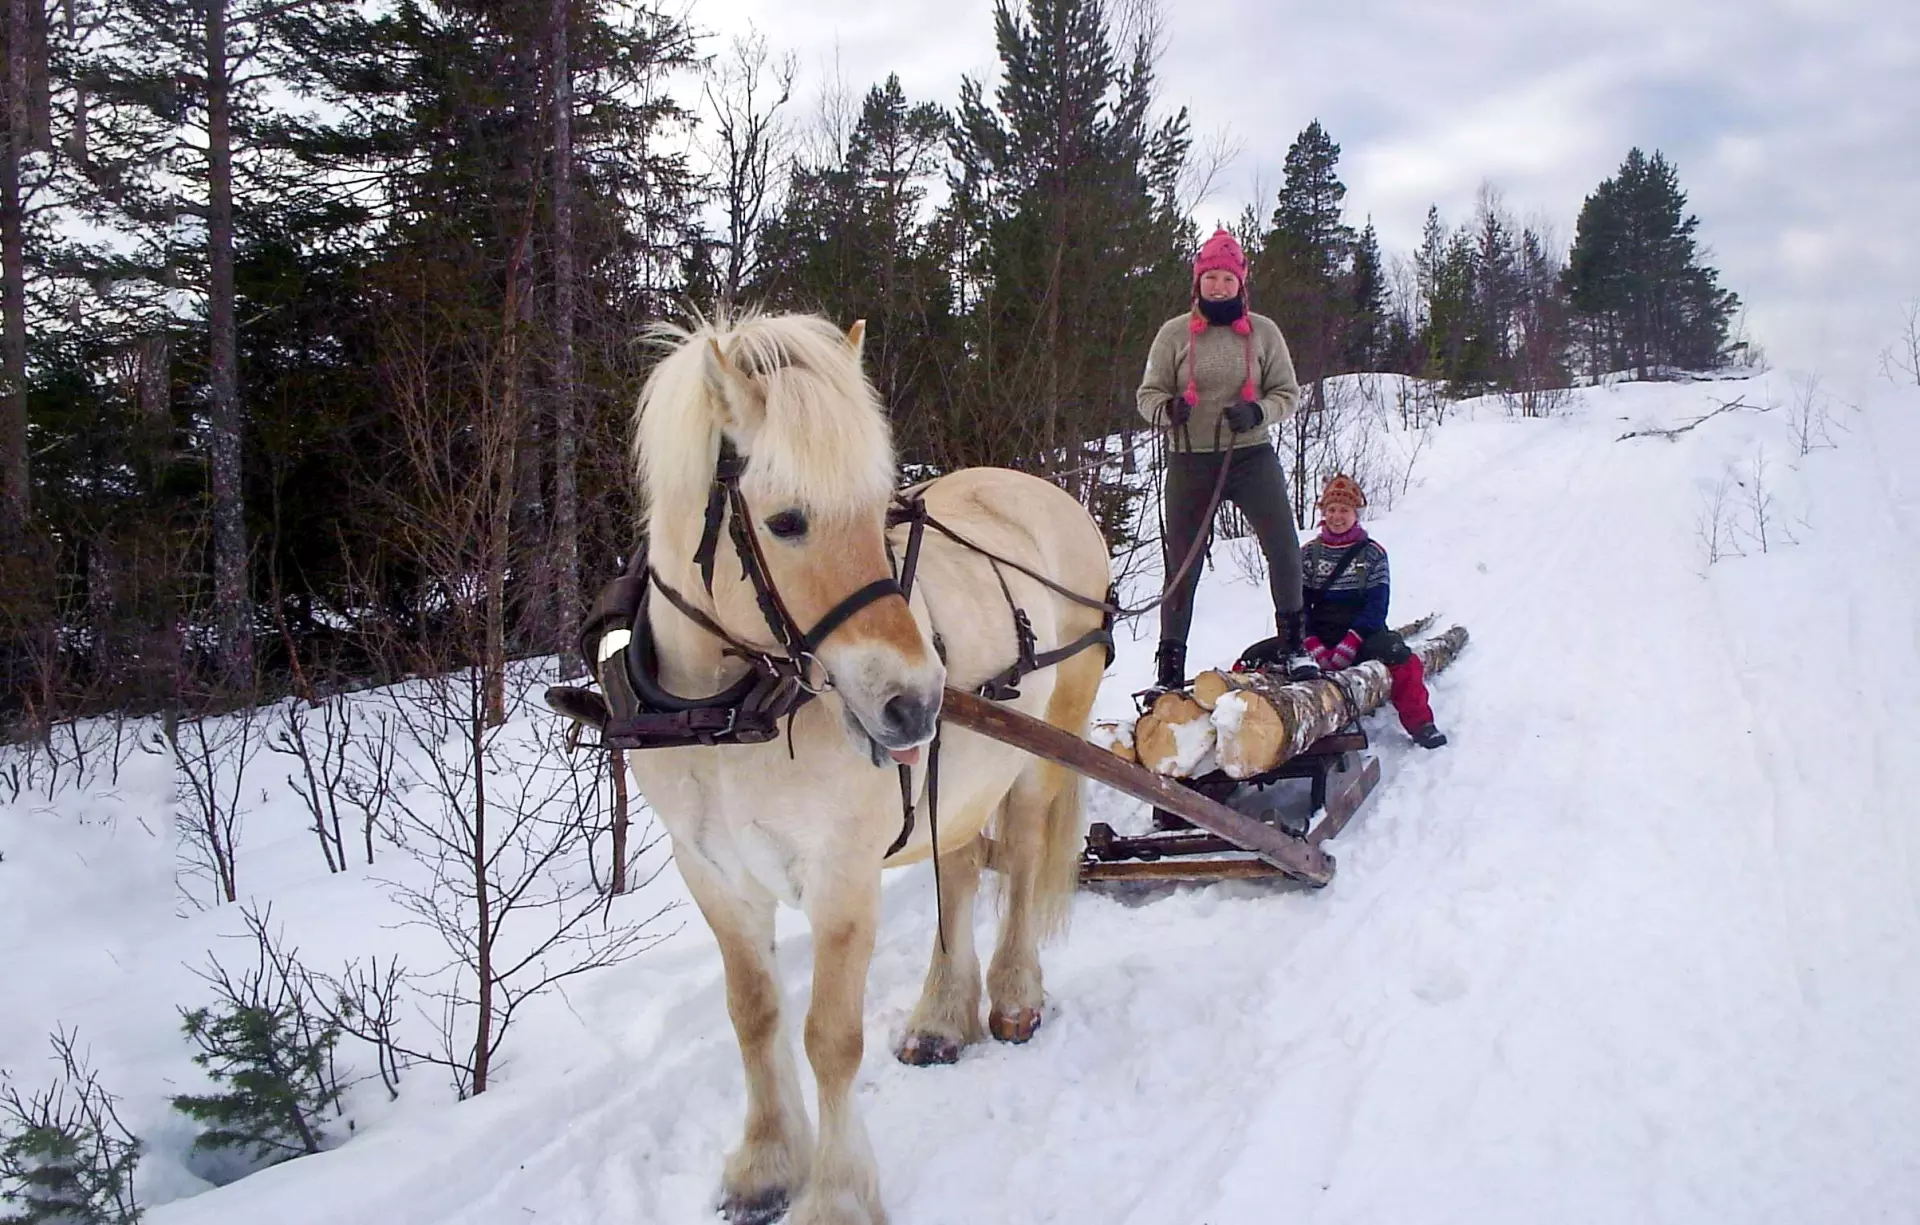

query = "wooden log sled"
[1077,623,1469,888]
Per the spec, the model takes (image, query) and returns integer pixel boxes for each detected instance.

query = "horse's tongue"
[888,746,922,766]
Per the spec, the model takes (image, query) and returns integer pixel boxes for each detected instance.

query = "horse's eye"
[765,509,808,540]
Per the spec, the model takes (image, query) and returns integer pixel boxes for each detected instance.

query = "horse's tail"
[1030,645,1102,941]
[1030,761,1084,943]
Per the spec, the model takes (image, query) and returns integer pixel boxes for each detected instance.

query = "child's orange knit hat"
[1318,473,1367,512]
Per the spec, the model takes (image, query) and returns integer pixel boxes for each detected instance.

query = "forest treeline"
[0,0,1741,723]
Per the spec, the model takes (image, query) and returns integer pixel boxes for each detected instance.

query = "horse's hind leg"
[985,766,1057,1043]
[987,654,1098,1044]
[679,855,812,1224]
[898,836,987,1065]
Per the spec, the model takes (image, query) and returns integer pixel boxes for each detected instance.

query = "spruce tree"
[0,1031,143,1225]
[1345,220,1386,370]
[170,999,344,1167]
[756,76,956,466]
[1564,147,1739,376]
[1253,120,1356,384]
[948,0,1190,473]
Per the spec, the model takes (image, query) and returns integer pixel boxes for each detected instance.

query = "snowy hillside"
[6,372,1920,1224]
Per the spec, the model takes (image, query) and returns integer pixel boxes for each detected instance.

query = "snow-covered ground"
[6,371,1920,1224]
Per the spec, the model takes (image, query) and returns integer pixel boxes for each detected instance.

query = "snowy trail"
[13,376,1920,1224]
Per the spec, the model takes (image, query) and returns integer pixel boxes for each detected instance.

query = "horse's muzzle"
[879,690,940,748]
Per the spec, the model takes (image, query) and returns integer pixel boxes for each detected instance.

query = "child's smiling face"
[1322,503,1358,533]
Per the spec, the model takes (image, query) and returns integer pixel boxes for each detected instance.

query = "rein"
[936,420,1237,624]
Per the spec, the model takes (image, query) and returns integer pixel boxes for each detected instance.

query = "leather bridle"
[648,436,913,699]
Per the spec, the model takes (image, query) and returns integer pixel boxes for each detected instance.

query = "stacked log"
[1122,626,1469,780]
[1088,719,1136,764]
[1130,690,1213,775]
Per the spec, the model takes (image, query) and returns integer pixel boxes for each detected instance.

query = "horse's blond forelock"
[635,310,894,530]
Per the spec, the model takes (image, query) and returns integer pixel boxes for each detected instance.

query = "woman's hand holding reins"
[1224,399,1263,432]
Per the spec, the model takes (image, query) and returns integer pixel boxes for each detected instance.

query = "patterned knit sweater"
[1134,311,1301,453]
[1301,527,1390,644]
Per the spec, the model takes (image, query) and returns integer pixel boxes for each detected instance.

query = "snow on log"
[1131,691,1214,776]
[1097,625,1470,779]
[1088,720,1137,764]
[1211,626,1469,779]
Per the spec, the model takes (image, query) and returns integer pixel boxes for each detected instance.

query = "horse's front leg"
[791,871,888,1225]
[678,853,813,1224]
[898,835,986,1065]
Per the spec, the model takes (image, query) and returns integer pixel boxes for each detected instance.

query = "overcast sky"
[695,0,1918,389]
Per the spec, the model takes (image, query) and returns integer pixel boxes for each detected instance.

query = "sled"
[939,688,1351,888]
[1078,728,1380,888]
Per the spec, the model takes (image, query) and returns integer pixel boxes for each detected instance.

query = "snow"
[6,372,1920,1223]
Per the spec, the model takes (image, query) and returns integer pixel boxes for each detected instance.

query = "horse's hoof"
[722,1188,791,1225]
[988,1007,1042,1044]
[896,1032,962,1066]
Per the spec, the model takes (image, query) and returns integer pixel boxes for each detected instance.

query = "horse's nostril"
[883,693,936,742]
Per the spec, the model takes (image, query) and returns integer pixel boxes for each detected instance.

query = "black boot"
[1153,640,1187,691]
[1280,612,1322,683]
[1410,723,1449,750]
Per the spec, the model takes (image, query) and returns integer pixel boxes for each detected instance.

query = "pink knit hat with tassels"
[1183,228,1257,410]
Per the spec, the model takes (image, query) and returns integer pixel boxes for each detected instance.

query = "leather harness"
[568,438,1116,875]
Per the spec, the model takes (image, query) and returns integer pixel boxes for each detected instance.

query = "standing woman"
[1135,227,1320,691]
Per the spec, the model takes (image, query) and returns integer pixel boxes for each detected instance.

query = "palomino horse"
[560,312,1110,1225]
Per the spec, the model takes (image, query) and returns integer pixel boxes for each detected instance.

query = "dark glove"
[1162,397,1191,429]
[1224,399,1263,432]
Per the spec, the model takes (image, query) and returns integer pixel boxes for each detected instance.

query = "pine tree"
[1345,220,1386,370]
[0,1030,143,1225]
[756,76,956,466]
[1253,120,1356,384]
[1564,147,1739,376]
[170,999,344,1167]
[948,0,1190,476]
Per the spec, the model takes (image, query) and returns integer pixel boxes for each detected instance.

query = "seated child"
[1236,474,1447,749]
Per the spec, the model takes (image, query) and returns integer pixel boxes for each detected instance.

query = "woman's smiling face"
[1198,269,1241,301]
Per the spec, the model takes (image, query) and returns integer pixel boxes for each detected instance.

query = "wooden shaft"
[939,688,1333,887]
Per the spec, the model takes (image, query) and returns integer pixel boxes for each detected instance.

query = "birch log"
[1131,690,1213,776]
[1190,614,1439,711]
[1210,626,1469,778]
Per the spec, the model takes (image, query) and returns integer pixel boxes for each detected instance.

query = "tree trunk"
[469,671,492,1095]
[1125,626,1469,779]
[205,0,252,690]
[549,0,582,679]
[0,0,30,532]
[1216,627,1467,778]
[483,226,531,728]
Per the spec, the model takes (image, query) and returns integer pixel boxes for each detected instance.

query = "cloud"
[700,0,1920,385]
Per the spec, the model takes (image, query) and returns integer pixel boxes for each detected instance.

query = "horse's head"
[635,311,945,764]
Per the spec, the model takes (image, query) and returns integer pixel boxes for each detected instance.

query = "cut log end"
[1212,689,1286,779]
[1134,691,1212,777]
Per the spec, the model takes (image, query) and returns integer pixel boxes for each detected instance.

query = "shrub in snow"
[0,1030,143,1224]
[170,908,346,1174]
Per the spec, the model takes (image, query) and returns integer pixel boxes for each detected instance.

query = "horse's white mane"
[635,310,895,526]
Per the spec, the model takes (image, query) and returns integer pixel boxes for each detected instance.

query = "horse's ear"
[704,336,763,431]
[845,319,866,356]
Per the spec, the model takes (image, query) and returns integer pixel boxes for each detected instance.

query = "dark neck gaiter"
[1197,296,1246,327]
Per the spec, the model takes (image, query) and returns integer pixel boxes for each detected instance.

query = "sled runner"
[1077,727,1380,887]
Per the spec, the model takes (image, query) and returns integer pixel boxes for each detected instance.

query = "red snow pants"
[1358,630,1435,732]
